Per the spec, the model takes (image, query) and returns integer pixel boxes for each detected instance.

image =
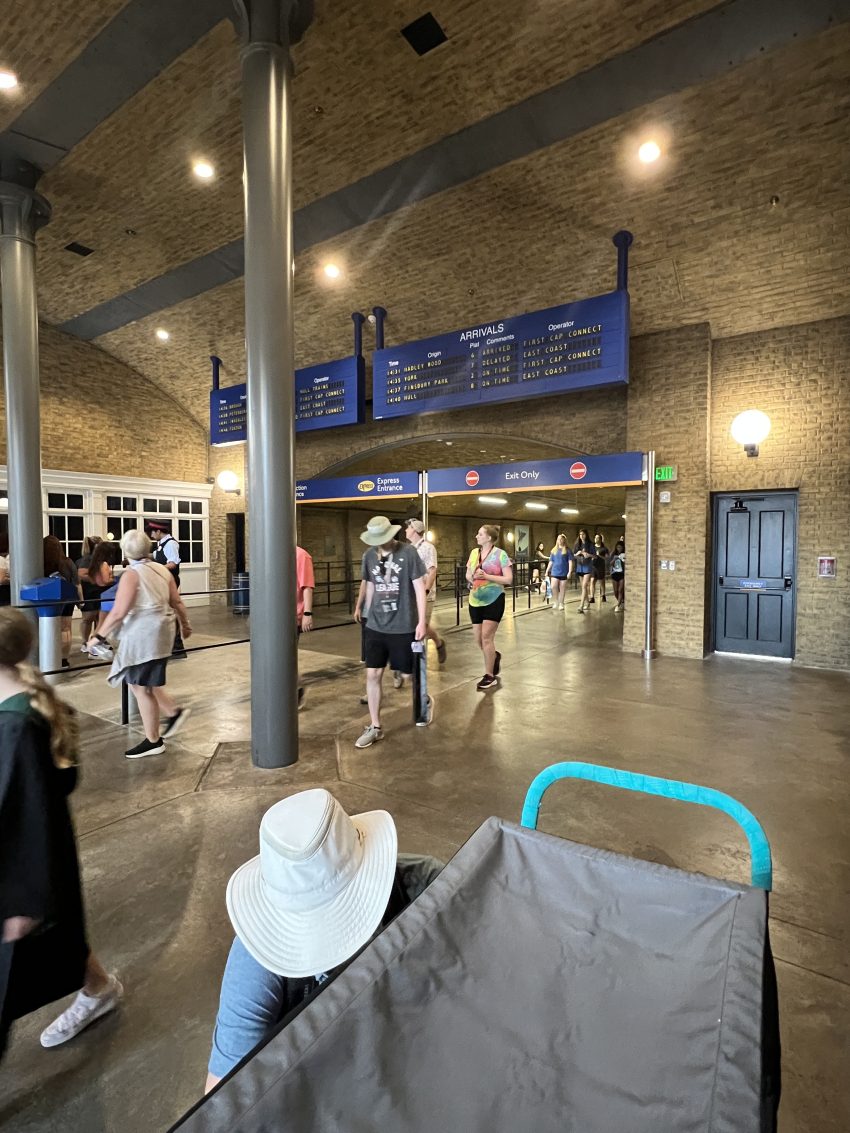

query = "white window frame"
[0,467,213,607]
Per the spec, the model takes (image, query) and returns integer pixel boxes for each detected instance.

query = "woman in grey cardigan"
[88,529,192,759]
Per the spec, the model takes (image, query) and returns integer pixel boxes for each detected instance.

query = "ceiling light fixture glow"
[525,502,548,511]
[478,496,507,506]
[323,263,341,279]
[638,140,661,163]
[155,328,170,341]
[622,514,627,519]
[192,160,215,180]
[560,507,579,515]
[0,71,18,91]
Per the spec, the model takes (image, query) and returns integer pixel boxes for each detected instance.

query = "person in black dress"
[0,608,121,1058]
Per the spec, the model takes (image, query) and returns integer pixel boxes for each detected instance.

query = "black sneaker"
[297,687,306,711]
[161,707,190,738]
[493,651,502,677]
[359,694,369,705]
[476,674,497,691]
[601,595,607,603]
[125,737,165,759]
[588,597,595,604]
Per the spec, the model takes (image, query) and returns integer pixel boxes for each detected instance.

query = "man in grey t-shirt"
[355,516,426,749]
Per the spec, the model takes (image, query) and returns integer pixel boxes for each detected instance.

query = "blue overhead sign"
[296,471,420,504]
[210,384,247,446]
[428,452,645,495]
[295,356,365,433]
[210,356,365,445]
[372,290,629,421]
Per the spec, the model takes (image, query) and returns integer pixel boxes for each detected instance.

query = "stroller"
[175,763,779,1132]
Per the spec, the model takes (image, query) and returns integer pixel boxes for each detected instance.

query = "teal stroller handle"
[521,762,772,890]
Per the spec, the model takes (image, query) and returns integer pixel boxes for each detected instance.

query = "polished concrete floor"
[1,593,848,1132]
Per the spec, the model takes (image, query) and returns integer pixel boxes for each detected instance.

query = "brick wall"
[710,316,850,670]
[624,324,712,658]
[0,324,208,481]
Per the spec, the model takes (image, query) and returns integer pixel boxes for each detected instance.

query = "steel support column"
[0,168,51,629]
[235,0,313,768]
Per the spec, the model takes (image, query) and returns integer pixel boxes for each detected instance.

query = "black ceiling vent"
[64,241,94,257]
[401,12,448,56]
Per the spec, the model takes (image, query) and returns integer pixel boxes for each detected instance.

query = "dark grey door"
[713,492,797,658]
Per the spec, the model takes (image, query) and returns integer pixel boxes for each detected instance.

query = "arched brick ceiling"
[0,0,847,433]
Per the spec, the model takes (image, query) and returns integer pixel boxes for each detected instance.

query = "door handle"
[784,577,793,590]
[718,576,724,585]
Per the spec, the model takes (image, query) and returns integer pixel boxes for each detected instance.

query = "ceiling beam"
[58,0,849,341]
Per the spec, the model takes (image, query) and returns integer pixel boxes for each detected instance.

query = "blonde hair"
[0,609,78,768]
[121,528,152,561]
[551,533,568,553]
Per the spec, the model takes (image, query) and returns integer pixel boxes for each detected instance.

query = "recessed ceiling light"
[323,263,341,279]
[0,71,18,91]
[192,160,215,180]
[478,496,507,506]
[525,502,548,511]
[638,140,661,164]
[445,441,453,446]
[560,507,579,515]
[155,328,170,342]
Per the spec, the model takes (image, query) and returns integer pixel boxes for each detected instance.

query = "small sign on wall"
[817,555,837,579]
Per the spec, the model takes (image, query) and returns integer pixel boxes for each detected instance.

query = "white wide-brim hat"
[360,515,401,545]
[226,789,398,977]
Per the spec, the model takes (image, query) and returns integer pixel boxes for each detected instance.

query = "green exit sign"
[655,465,678,482]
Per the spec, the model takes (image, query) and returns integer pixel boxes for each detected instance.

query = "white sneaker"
[355,724,384,749]
[415,695,434,728]
[40,975,123,1048]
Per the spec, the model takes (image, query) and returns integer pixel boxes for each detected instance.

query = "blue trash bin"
[21,575,79,674]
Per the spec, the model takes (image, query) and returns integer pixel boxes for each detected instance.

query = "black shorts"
[469,592,505,625]
[363,627,415,673]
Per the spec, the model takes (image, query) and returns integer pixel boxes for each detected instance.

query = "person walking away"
[0,608,121,1057]
[42,535,81,669]
[573,529,595,614]
[610,540,626,611]
[295,546,315,710]
[591,534,609,603]
[149,521,186,658]
[91,529,192,759]
[404,520,447,663]
[355,517,427,749]
[545,534,574,611]
[78,541,114,652]
[466,525,513,689]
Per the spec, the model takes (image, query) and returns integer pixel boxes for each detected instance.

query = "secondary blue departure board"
[372,290,628,420]
[210,356,365,445]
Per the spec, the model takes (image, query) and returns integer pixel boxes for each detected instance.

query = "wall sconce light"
[731,410,771,457]
[426,529,435,542]
[216,470,241,495]
[506,531,515,543]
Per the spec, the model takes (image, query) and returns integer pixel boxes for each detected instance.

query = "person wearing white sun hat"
[205,789,443,1092]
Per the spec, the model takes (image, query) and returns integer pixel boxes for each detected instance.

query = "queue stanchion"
[20,576,79,681]
[233,571,250,615]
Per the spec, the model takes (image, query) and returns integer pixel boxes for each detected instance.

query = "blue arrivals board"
[210,384,247,446]
[295,356,365,433]
[296,470,420,504]
[372,290,629,421]
[210,356,365,445]
[428,452,645,495]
